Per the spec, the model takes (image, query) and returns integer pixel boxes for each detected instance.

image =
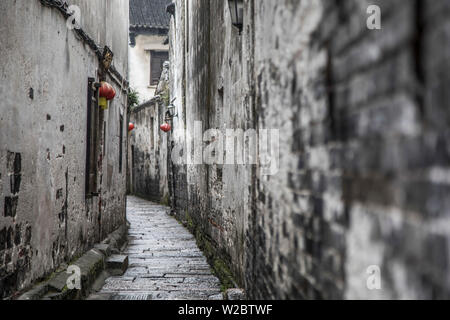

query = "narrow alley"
[88,196,222,300]
[3,0,450,303]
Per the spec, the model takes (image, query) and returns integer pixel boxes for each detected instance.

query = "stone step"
[106,255,129,276]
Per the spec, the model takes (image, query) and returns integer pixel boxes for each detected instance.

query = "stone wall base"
[16,224,129,300]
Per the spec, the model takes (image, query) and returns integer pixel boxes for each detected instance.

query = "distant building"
[129,0,171,102]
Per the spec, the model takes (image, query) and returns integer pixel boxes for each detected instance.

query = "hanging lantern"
[160,122,171,133]
[99,81,116,110]
[128,122,135,132]
[227,0,244,32]
[165,98,178,121]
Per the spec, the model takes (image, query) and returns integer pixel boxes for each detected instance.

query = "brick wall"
[167,0,450,299]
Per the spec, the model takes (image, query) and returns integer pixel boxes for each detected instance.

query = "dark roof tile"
[130,0,171,30]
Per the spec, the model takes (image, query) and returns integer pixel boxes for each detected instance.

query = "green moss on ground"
[160,194,170,206]
[185,210,194,231]
[174,212,237,292]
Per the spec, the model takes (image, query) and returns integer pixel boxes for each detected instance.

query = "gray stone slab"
[106,254,129,273]
[225,288,246,300]
[87,293,114,300]
[94,244,111,256]
[48,272,70,292]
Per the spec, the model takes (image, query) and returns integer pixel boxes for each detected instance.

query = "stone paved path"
[88,196,223,300]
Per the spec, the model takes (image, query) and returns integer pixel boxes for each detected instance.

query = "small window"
[150,51,168,86]
[85,78,100,197]
[119,114,123,173]
[150,117,154,149]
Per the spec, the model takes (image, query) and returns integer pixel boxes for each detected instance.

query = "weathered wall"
[168,0,252,288]
[128,62,170,203]
[0,0,129,298]
[167,0,189,220]
[166,0,450,300]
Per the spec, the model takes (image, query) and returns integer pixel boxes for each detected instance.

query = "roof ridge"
[129,0,171,31]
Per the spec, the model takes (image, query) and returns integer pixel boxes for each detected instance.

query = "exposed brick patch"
[4,197,18,218]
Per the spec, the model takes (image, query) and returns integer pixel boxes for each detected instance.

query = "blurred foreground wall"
[166,0,450,299]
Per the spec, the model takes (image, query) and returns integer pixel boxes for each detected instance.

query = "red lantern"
[99,82,116,100]
[99,81,116,110]
[128,123,135,132]
[160,122,171,132]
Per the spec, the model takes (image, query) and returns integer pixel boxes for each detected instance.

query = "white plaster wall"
[129,34,169,103]
[0,0,128,297]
